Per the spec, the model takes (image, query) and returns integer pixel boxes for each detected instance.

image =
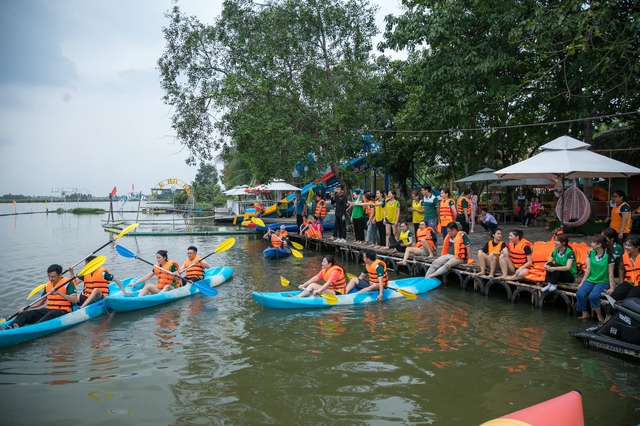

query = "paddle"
[254,218,304,258]
[345,273,416,299]
[280,276,338,304]
[25,223,139,299]
[2,255,107,323]
[116,244,231,297]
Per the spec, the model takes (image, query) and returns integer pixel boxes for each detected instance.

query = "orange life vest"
[306,224,321,239]
[439,198,455,226]
[622,251,640,286]
[315,200,327,219]
[323,265,346,294]
[441,231,469,259]
[611,202,632,234]
[508,238,533,268]
[182,256,205,281]
[82,267,110,297]
[457,196,471,215]
[154,260,180,289]
[45,277,74,312]
[253,203,265,215]
[281,230,288,239]
[415,227,436,250]
[271,233,283,248]
[487,240,503,254]
[366,259,388,287]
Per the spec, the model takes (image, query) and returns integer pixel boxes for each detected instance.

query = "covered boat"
[252,277,440,309]
[104,266,233,313]
[570,296,640,360]
[263,247,292,259]
[0,281,127,348]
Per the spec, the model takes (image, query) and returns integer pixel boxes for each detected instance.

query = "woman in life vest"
[426,222,473,279]
[388,221,414,253]
[408,189,424,234]
[293,255,347,297]
[455,188,472,234]
[253,203,265,217]
[609,236,640,301]
[397,220,437,265]
[345,250,389,301]
[383,190,400,248]
[541,233,577,292]
[180,246,211,283]
[576,234,615,322]
[477,228,505,278]
[499,229,533,281]
[302,215,322,239]
[438,188,457,240]
[314,193,327,235]
[605,190,632,241]
[132,250,181,296]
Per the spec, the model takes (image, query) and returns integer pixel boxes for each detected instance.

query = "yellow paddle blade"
[291,249,304,259]
[79,255,107,276]
[113,223,139,240]
[214,238,236,253]
[396,288,418,300]
[290,241,304,250]
[321,294,339,305]
[26,283,47,300]
[347,273,357,281]
[280,276,291,287]
[251,217,266,228]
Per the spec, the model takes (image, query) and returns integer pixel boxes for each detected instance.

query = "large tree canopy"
[159,0,379,188]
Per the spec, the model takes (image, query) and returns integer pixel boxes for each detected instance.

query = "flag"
[12,200,16,212]
[132,183,135,191]
[307,188,314,204]
[111,186,117,197]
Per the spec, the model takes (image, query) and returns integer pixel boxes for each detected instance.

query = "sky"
[0,0,406,197]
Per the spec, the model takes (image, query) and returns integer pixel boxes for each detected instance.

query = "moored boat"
[104,266,234,313]
[263,247,292,259]
[252,277,440,309]
[0,281,125,348]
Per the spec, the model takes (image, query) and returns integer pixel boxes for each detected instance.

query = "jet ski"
[570,294,640,360]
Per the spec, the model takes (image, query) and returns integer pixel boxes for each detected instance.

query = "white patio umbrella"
[494,136,640,227]
[489,178,555,187]
[254,180,301,191]
[223,185,250,196]
[455,168,498,183]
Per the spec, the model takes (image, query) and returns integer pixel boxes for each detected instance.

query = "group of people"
[516,191,545,228]
[7,246,211,329]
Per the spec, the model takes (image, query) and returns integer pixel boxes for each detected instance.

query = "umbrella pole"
[560,174,565,231]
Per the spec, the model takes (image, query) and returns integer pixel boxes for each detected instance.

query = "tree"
[193,163,219,187]
[158,0,380,189]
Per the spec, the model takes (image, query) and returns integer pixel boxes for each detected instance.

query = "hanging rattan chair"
[555,185,591,227]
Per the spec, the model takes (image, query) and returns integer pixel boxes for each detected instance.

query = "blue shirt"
[295,197,306,215]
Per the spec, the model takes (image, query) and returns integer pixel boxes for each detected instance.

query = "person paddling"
[71,256,129,308]
[130,250,181,296]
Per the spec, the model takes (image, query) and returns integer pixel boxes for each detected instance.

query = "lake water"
[0,203,639,425]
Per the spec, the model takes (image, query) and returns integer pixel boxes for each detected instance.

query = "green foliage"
[68,208,105,215]
[193,163,219,187]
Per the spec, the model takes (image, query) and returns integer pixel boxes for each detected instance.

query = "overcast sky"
[0,0,405,197]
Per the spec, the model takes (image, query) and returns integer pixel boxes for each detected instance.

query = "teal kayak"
[252,277,440,309]
[104,266,233,313]
[0,281,126,349]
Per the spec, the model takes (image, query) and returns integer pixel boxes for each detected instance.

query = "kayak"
[263,247,292,259]
[252,277,440,309]
[0,280,127,349]
[480,390,584,426]
[104,266,234,313]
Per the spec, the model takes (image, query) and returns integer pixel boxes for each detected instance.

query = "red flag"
[132,183,135,191]
[111,186,117,197]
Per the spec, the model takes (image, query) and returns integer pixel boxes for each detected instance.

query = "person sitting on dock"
[71,256,129,308]
[425,222,472,279]
[499,230,533,281]
[131,250,181,296]
[180,246,210,283]
[253,203,265,218]
[292,255,346,298]
[388,221,413,253]
[345,250,389,301]
[301,215,322,239]
[477,228,505,278]
[609,236,640,301]
[397,220,437,265]
[576,234,615,322]
[9,264,78,328]
[540,233,577,293]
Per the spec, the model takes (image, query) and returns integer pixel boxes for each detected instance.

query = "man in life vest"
[499,229,533,280]
[180,246,211,283]
[345,250,389,301]
[263,227,288,248]
[72,256,129,308]
[253,203,265,217]
[314,193,327,236]
[456,188,472,234]
[10,264,78,328]
[426,222,473,279]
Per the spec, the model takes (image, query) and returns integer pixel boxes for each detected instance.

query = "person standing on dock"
[294,190,307,235]
[180,246,210,283]
[314,193,327,236]
[425,222,472,279]
[438,188,457,240]
[329,185,348,242]
[421,185,440,235]
[456,188,472,234]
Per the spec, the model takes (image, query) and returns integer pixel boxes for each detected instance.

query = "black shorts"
[77,291,103,306]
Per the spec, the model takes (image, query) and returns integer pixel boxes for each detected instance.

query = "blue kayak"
[252,277,440,309]
[263,247,292,259]
[0,280,127,348]
[104,266,234,313]
[256,222,334,232]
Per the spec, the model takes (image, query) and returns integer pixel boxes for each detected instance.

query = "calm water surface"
[0,204,639,425]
